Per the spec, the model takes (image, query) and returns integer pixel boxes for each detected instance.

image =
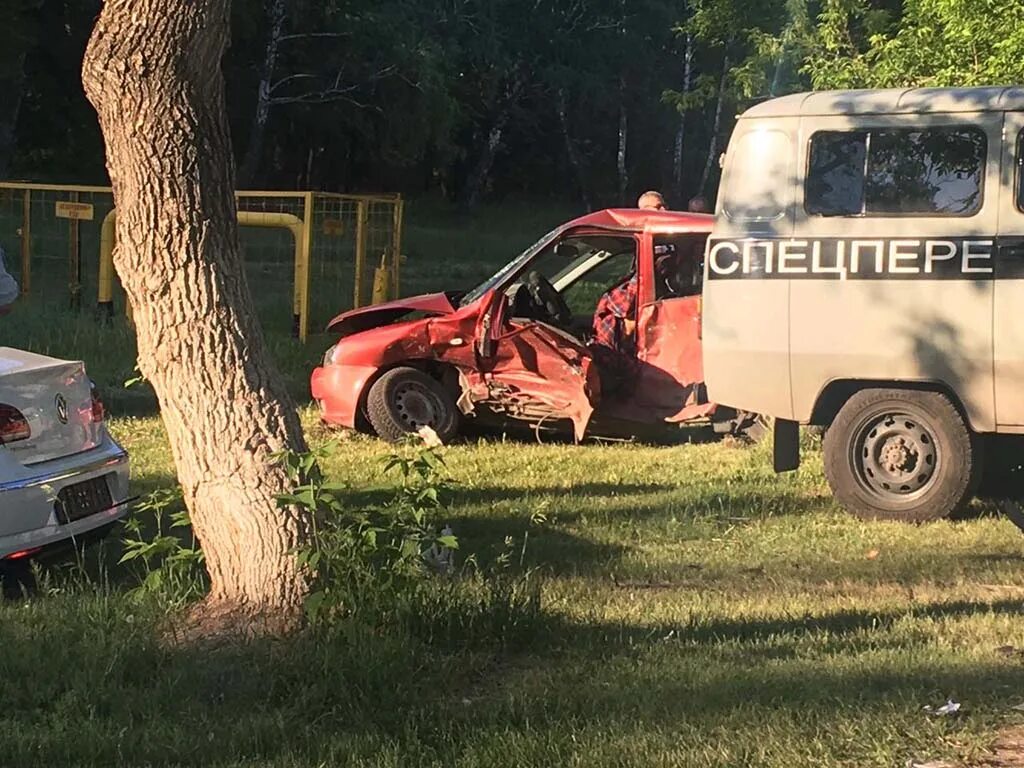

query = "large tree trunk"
[671,33,694,202]
[238,0,287,187]
[82,0,311,627]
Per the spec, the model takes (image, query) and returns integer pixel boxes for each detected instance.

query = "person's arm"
[0,254,19,314]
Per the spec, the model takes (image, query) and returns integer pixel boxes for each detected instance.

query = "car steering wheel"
[526,271,573,327]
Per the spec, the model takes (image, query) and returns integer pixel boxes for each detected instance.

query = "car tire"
[1,560,37,600]
[366,366,460,444]
[823,388,979,522]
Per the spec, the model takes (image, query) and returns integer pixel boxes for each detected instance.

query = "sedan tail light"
[4,546,42,561]
[0,404,31,444]
[90,383,105,424]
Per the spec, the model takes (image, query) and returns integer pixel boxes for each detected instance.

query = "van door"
[995,112,1024,427]
[704,120,797,419]
[790,113,999,431]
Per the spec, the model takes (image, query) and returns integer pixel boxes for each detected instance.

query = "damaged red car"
[311,209,763,443]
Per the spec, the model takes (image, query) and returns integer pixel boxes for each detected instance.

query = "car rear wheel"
[366,366,460,444]
[823,389,979,522]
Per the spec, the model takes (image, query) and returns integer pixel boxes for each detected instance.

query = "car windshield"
[460,226,562,306]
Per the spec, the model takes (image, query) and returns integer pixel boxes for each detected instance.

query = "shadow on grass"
[3,592,1024,766]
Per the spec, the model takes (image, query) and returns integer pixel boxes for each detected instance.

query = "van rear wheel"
[823,389,979,522]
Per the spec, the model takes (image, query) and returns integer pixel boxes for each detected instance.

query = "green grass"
[4,201,1024,766]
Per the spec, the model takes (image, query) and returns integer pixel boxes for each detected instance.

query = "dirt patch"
[976,726,1024,767]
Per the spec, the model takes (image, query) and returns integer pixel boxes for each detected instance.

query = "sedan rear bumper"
[0,434,132,559]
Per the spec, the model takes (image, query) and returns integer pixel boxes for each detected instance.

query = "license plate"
[55,474,115,524]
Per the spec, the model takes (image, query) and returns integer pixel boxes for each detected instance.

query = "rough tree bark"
[239,0,287,187]
[82,0,311,629]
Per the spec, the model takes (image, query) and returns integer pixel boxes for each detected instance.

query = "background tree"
[803,0,1024,88]
[15,0,1020,213]
[81,0,312,629]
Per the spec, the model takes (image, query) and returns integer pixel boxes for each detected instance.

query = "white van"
[704,87,1024,522]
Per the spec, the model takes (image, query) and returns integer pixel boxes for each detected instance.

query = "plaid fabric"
[591,274,637,354]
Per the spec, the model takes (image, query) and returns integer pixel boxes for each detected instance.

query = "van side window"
[806,132,867,216]
[807,127,986,217]
[723,129,791,222]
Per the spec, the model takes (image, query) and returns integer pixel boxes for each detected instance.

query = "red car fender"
[311,363,380,429]
[316,306,486,429]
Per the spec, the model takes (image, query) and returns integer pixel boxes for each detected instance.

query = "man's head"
[637,190,666,210]
[687,195,710,213]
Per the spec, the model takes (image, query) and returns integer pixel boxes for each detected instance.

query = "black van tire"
[366,367,460,444]
[823,389,979,522]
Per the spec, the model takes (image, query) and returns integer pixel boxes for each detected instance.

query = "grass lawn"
[3,201,1024,767]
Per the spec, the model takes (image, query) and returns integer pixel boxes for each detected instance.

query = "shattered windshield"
[460,226,562,306]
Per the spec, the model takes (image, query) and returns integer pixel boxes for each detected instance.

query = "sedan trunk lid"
[0,348,101,465]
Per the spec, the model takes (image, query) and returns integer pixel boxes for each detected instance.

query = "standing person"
[637,190,666,210]
[0,246,18,315]
[687,195,710,213]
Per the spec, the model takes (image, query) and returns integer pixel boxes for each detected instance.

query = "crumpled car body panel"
[311,208,724,441]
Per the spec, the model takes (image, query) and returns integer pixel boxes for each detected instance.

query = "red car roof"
[562,208,714,234]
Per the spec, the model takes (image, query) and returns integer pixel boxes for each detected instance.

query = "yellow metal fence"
[0,182,404,341]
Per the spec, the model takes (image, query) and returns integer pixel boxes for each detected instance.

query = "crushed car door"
[624,232,715,422]
[472,289,599,440]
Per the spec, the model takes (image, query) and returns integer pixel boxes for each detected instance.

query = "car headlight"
[323,344,337,366]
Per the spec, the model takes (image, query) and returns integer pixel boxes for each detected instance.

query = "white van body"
[705,87,1024,521]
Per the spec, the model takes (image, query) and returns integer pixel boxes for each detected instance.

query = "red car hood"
[325,292,458,336]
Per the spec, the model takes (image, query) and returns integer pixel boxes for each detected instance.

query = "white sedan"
[0,347,132,564]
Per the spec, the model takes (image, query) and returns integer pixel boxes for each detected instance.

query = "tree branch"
[278,31,352,42]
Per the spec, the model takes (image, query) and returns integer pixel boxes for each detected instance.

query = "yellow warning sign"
[322,218,345,236]
[55,201,95,221]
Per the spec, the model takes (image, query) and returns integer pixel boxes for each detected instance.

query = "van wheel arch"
[810,379,974,431]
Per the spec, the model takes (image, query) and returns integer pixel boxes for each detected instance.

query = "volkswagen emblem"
[55,393,69,425]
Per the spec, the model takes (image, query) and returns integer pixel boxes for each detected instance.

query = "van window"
[806,132,866,216]
[807,127,986,217]
[723,129,791,222]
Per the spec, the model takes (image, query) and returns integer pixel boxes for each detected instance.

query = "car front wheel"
[366,366,460,444]
[823,389,979,522]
